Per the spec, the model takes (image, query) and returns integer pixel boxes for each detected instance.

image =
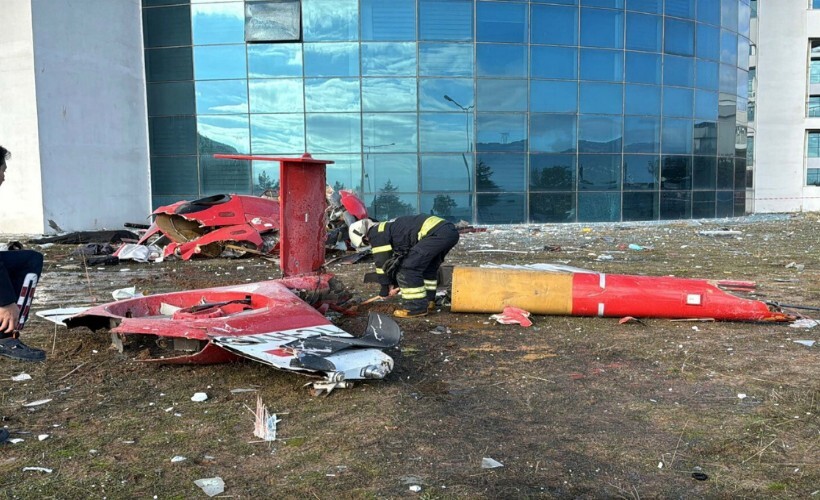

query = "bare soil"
[1,214,818,499]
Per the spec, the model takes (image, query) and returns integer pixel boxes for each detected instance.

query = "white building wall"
[0,1,46,234]
[754,0,820,212]
[27,0,151,233]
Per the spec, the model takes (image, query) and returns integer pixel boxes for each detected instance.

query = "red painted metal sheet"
[570,273,792,321]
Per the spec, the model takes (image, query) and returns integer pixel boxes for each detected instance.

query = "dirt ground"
[1,213,818,499]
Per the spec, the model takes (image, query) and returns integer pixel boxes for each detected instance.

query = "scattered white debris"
[11,373,31,382]
[789,319,818,329]
[658,461,664,469]
[38,434,49,441]
[160,303,182,315]
[22,467,52,474]
[409,485,422,492]
[22,399,52,407]
[698,230,742,237]
[253,395,280,442]
[793,340,816,347]
[171,456,187,463]
[9,439,24,444]
[191,392,208,402]
[481,457,504,469]
[230,388,258,394]
[112,286,141,300]
[737,393,747,400]
[194,477,225,497]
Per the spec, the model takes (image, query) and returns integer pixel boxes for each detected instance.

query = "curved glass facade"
[143,0,751,223]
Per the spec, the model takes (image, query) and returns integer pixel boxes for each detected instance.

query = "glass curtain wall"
[142,0,752,223]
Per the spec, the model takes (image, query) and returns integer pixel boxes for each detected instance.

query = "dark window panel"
[475,153,526,191]
[578,192,621,221]
[733,190,746,216]
[665,0,695,19]
[245,1,302,43]
[477,193,526,224]
[475,112,527,151]
[661,118,693,155]
[734,157,746,188]
[627,0,662,14]
[716,190,733,217]
[578,115,622,153]
[143,0,187,6]
[149,116,197,156]
[145,47,194,83]
[660,191,692,219]
[660,155,692,190]
[581,8,624,49]
[664,18,694,56]
[697,0,721,25]
[664,55,694,87]
[584,0,624,8]
[362,0,415,41]
[623,154,660,189]
[421,193,474,221]
[147,82,195,117]
[624,116,660,153]
[199,156,251,196]
[692,191,716,218]
[530,154,577,190]
[477,44,527,78]
[150,156,199,196]
[693,121,718,156]
[477,2,527,43]
[419,0,474,41]
[530,192,576,223]
[532,5,578,45]
[143,5,191,48]
[530,114,577,153]
[716,157,734,189]
[579,154,621,190]
[623,191,659,220]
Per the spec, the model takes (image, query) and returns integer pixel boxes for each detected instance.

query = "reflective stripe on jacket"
[367,215,445,286]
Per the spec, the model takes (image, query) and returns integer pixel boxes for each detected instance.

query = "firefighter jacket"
[366,214,447,287]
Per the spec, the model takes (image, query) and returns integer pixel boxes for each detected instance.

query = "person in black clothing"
[349,214,459,318]
[0,145,46,362]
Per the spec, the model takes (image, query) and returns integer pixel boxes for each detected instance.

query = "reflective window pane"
[477,2,527,43]
[625,51,661,84]
[476,113,527,152]
[194,45,247,80]
[694,91,719,120]
[623,191,659,220]
[627,0,662,14]
[530,114,577,153]
[579,154,621,190]
[664,55,694,87]
[663,87,693,117]
[200,156,251,195]
[302,0,358,41]
[197,115,250,155]
[477,44,527,78]
[626,13,661,52]
[419,0,473,41]
[665,0,695,19]
[697,0,721,25]
[719,63,737,94]
[306,113,362,153]
[477,80,527,112]
[580,49,624,82]
[252,160,280,196]
[304,78,359,112]
[420,113,473,152]
[661,117,693,154]
[530,154,576,190]
[304,43,359,77]
[421,155,473,192]
[250,114,305,154]
[420,43,474,77]
[146,48,194,83]
[660,191,691,219]
[477,193,526,224]
[362,43,417,76]
[249,79,303,114]
[696,24,720,61]
[244,1,301,43]
[192,2,244,45]
[578,192,620,221]
[584,0,624,8]
[151,156,199,196]
[420,79,474,111]
[581,8,624,49]
[624,116,660,152]
[362,114,418,153]
[148,82,195,116]
[362,0,415,41]
[531,81,578,113]
[692,190,716,218]
[693,120,717,155]
[422,193,473,221]
[578,115,623,153]
[364,154,418,193]
[532,5,578,45]
[363,78,417,112]
[475,153,526,191]
[661,155,692,189]
[370,192,419,219]
[530,192,576,223]
[721,0,738,31]
[664,18,694,56]
[720,30,738,66]
[248,44,302,78]
[625,84,661,115]
[696,60,719,90]
[580,82,623,114]
[623,154,660,189]
[327,154,363,192]
[532,46,578,80]
[197,80,249,114]
[144,6,191,48]
[149,116,197,155]
[693,155,717,189]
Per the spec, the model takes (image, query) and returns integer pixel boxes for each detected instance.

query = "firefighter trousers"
[396,222,459,311]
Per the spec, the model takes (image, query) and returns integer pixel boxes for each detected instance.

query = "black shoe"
[0,429,8,444]
[0,337,46,362]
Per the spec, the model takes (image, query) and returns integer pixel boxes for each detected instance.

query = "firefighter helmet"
[348,218,376,248]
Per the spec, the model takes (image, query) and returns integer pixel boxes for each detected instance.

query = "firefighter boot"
[394,299,428,318]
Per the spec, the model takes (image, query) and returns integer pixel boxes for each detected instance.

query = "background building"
[751,0,820,213]
[1,0,753,232]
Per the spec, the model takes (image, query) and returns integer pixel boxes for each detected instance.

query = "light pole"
[443,95,474,193]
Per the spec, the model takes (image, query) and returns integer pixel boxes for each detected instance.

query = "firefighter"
[349,215,459,318]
